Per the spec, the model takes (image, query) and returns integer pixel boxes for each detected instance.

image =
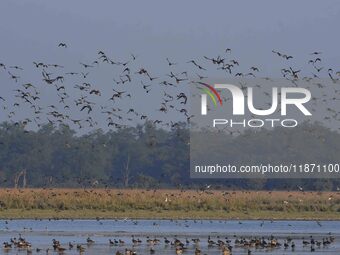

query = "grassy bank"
[0,189,339,220]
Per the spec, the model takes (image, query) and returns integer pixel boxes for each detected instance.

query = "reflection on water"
[0,219,339,254]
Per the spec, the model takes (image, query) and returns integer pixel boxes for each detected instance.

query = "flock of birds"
[1,45,340,254]
[1,230,337,255]
[0,44,340,134]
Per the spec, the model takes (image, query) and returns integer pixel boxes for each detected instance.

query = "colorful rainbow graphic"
[197,82,223,107]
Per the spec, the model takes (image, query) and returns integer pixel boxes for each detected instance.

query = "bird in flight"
[58,43,67,48]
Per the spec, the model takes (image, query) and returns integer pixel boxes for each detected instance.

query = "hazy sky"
[1,0,340,72]
[0,0,339,131]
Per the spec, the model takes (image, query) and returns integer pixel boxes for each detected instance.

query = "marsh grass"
[0,189,339,219]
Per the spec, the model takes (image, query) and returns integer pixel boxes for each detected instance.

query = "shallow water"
[0,219,339,254]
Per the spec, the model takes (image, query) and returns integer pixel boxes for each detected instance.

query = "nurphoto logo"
[200,83,312,128]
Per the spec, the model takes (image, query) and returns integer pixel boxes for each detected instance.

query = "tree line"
[0,121,339,190]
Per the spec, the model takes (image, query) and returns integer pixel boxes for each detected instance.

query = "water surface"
[0,219,339,254]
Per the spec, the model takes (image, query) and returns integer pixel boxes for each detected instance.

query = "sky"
[1,0,339,69]
[0,0,339,132]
